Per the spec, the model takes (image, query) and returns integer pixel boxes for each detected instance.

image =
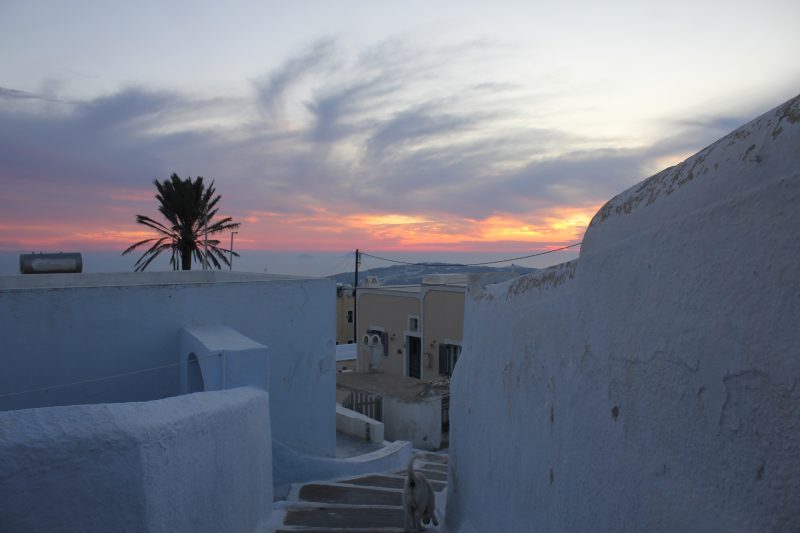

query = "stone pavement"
[272,452,448,532]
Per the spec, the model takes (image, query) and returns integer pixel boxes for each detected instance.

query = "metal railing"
[441,393,451,431]
[342,388,383,422]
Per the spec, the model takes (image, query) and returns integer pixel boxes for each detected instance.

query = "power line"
[360,242,582,267]
[462,242,582,265]
[322,255,355,278]
[0,350,259,401]
[359,253,447,266]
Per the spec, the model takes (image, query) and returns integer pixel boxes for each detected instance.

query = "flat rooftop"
[0,270,314,290]
[337,371,446,402]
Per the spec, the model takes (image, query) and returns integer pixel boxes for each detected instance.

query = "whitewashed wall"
[0,388,272,533]
[179,325,271,394]
[447,95,800,532]
[383,395,442,451]
[336,404,384,443]
[272,439,412,497]
[0,271,335,456]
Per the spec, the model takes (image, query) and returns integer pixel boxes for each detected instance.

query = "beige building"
[355,274,465,381]
[335,283,355,344]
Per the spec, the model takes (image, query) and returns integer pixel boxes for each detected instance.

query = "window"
[366,328,389,357]
[408,316,419,332]
[438,343,461,376]
[346,310,353,324]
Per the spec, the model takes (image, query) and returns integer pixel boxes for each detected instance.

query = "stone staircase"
[274,453,448,532]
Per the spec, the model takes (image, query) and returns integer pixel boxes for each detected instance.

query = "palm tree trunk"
[181,247,192,270]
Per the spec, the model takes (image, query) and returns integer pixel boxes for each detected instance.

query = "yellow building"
[335,283,355,344]
[355,274,465,381]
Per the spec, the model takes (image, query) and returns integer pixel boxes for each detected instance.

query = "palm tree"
[122,173,241,271]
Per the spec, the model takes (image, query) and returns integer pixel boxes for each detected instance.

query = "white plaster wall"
[272,438,412,497]
[336,404,385,443]
[0,387,272,533]
[447,95,800,532]
[383,396,442,450]
[0,272,335,456]
[179,325,270,393]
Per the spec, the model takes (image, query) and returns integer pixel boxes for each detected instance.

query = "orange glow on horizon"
[1,193,601,253]
[350,214,432,226]
[75,229,156,243]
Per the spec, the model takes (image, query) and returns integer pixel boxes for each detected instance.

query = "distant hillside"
[331,263,535,286]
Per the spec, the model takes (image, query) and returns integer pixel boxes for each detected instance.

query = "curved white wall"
[0,272,335,456]
[272,438,412,497]
[0,387,272,533]
[447,95,800,532]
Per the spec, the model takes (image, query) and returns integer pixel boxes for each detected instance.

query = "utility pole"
[353,249,360,343]
[203,214,209,270]
[229,231,238,271]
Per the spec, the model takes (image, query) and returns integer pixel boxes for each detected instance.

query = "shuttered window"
[438,343,461,376]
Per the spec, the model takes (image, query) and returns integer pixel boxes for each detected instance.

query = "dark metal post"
[353,249,360,343]
[229,231,238,271]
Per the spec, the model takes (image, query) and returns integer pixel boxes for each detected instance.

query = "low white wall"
[383,395,441,450]
[336,404,384,443]
[272,438,412,497]
[0,387,272,533]
[0,272,335,456]
[447,95,800,532]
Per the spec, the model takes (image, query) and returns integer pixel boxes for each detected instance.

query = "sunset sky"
[1,1,799,269]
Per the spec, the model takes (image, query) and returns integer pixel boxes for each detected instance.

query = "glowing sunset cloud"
[355,214,432,227]
[0,2,797,263]
[75,230,155,244]
[221,206,601,252]
[478,208,596,242]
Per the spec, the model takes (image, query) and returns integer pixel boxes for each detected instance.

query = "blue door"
[407,336,421,379]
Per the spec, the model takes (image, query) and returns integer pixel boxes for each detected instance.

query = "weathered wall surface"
[0,388,272,533]
[383,395,442,450]
[0,272,335,456]
[423,287,465,378]
[447,95,800,532]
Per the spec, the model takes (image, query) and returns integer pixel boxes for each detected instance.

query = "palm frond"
[132,237,172,271]
[123,173,241,271]
[134,215,176,236]
[122,236,162,255]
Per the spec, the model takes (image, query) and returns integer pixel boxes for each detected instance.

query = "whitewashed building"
[0,271,336,531]
[446,95,800,532]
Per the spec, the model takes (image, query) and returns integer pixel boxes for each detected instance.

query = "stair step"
[278,452,449,530]
[345,474,446,492]
[275,527,405,533]
[415,453,448,464]
[283,506,404,529]
[391,468,447,482]
[343,474,405,490]
[298,484,402,506]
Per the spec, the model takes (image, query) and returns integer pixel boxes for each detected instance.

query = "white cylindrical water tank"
[19,252,83,274]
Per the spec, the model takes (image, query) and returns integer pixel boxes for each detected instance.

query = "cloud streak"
[0,36,766,254]
[254,38,338,120]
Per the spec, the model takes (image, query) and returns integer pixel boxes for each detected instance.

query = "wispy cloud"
[0,36,765,253]
[0,86,66,103]
[254,37,338,120]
